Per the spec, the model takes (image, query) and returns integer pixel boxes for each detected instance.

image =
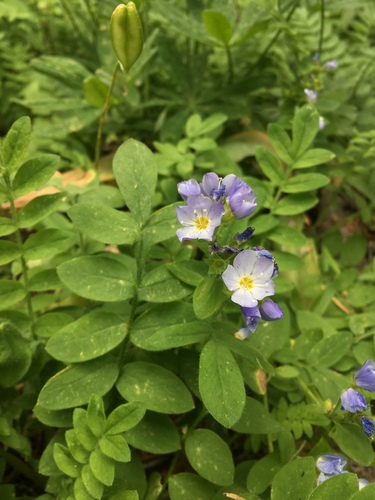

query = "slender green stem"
[296,377,321,406]
[318,0,325,56]
[225,45,234,85]
[3,173,35,334]
[94,63,120,169]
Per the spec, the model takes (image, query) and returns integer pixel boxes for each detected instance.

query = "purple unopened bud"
[340,388,368,413]
[241,305,261,333]
[354,359,375,392]
[227,182,257,219]
[259,299,284,321]
[234,227,255,243]
[361,417,375,439]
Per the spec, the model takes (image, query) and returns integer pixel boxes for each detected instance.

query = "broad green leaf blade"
[0,217,16,237]
[73,408,97,452]
[66,429,91,464]
[1,116,31,173]
[309,473,358,500]
[199,340,245,428]
[37,357,119,410]
[0,321,32,387]
[0,241,20,265]
[74,476,98,500]
[272,194,318,215]
[185,429,234,486]
[138,265,192,303]
[57,255,134,302]
[46,311,127,363]
[23,228,77,260]
[291,106,320,159]
[267,226,307,246]
[105,402,146,434]
[17,193,66,228]
[124,412,181,454]
[116,362,194,414]
[28,270,62,292]
[247,452,282,494]
[90,447,115,486]
[270,457,316,500]
[232,397,282,434]
[99,435,131,462]
[202,10,233,45]
[131,302,209,351]
[267,124,293,164]
[81,464,104,499]
[331,423,374,466]
[307,331,352,368]
[68,203,139,245]
[169,473,218,500]
[142,203,179,251]
[112,139,157,225]
[53,444,81,478]
[292,148,335,169]
[255,146,284,183]
[83,75,109,107]
[12,154,60,197]
[0,280,26,310]
[282,173,330,193]
[193,276,225,319]
[350,483,375,499]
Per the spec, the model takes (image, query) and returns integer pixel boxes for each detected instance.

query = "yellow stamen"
[239,276,254,290]
[195,216,209,231]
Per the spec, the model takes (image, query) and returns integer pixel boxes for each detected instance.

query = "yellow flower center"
[195,216,209,231]
[239,276,254,290]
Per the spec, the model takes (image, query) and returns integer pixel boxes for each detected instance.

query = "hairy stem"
[94,63,120,169]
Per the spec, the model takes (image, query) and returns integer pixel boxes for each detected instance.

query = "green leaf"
[12,154,60,197]
[282,173,330,193]
[292,148,335,169]
[169,473,218,500]
[331,423,374,466]
[168,261,207,287]
[73,409,97,452]
[1,116,31,173]
[0,241,20,265]
[53,444,81,478]
[124,412,180,454]
[247,452,282,494]
[350,483,375,499]
[0,321,32,387]
[83,76,110,107]
[255,147,284,183]
[232,397,282,434]
[291,106,320,159]
[116,362,194,414]
[272,193,318,215]
[142,203,179,250]
[46,311,127,363]
[309,473,359,500]
[202,10,233,45]
[267,226,308,246]
[193,276,225,319]
[37,357,119,410]
[33,404,73,428]
[17,193,66,228]
[138,265,192,303]
[57,255,134,302]
[267,124,293,164]
[28,270,62,292]
[249,214,278,235]
[90,447,115,486]
[87,394,106,438]
[99,435,131,462]
[0,218,16,237]
[307,331,352,368]
[199,340,245,428]
[105,402,146,435]
[68,203,139,245]
[65,429,90,464]
[81,464,104,499]
[270,457,316,500]
[0,280,26,310]
[112,139,157,225]
[185,429,234,486]
[74,477,96,500]
[23,228,77,260]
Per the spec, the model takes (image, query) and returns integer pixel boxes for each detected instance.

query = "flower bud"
[110,2,144,72]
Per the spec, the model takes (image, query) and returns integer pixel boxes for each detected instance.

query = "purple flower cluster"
[316,454,369,489]
[176,172,257,242]
[339,359,375,439]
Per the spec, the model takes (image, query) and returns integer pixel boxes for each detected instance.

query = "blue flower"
[304,88,318,104]
[176,195,225,241]
[341,388,368,413]
[324,60,338,71]
[177,179,201,200]
[226,181,257,218]
[259,299,284,321]
[222,249,275,307]
[252,246,279,278]
[316,454,347,475]
[360,417,375,439]
[354,359,375,392]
